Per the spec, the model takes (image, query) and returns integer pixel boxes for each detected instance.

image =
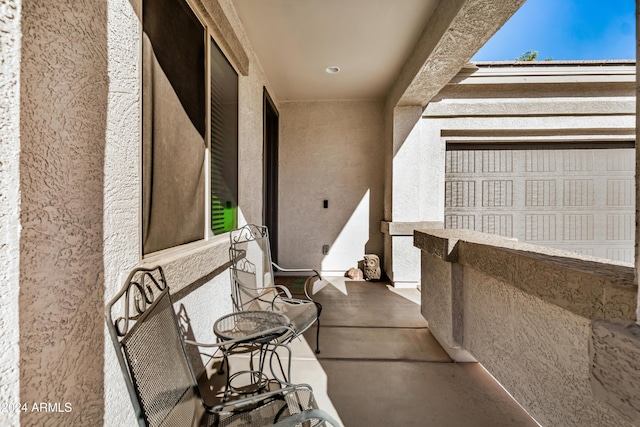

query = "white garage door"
[444,144,635,263]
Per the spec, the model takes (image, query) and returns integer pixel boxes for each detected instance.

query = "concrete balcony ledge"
[414,228,639,427]
[381,221,444,236]
[414,228,636,320]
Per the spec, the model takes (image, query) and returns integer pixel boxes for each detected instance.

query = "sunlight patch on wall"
[321,190,370,273]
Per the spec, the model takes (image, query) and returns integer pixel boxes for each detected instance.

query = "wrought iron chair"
[105,266,338,427]
[229,224,324,353]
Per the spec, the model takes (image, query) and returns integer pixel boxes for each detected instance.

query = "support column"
[383,106,445,287]
[19,1,108,425]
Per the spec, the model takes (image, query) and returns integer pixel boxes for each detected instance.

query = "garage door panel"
[445,145,635,263]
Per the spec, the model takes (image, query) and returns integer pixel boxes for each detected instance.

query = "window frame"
[141,0,241,261]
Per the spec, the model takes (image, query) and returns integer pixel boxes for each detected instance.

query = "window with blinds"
[210,39,238,235]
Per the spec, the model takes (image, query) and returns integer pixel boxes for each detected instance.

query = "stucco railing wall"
[414,229,636,427]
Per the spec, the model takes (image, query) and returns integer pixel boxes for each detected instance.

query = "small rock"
[345,267,364,280]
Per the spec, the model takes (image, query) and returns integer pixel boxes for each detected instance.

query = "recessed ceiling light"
[325,66,340,74]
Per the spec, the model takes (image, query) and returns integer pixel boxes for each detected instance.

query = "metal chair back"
[106,267,202,427]
[229,224,277,311]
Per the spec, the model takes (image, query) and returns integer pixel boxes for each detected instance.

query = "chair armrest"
[204,383,340,426]
[273,284,293,299]
[272,409,340,427]
[271,263,322,300]
[271,262,320,278]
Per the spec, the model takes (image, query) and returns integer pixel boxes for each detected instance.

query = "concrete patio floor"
[301,276,540,427]
[198,276,539,426]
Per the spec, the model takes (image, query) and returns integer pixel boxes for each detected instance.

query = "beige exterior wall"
[279,100,385,273]
[390,64,636,288]
[384,63,636,289]
[415,229,636,426]
[104,0,279,424]
[1,0,279,425]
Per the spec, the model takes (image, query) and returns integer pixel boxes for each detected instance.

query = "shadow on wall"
[177,304,208,378]
[18,1,109,425]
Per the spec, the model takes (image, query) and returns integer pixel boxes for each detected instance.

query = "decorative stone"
[363,254,381,281]
[345,267,363,280]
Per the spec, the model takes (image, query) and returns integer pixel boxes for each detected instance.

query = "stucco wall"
[19,1,108,425]
[103,0,141,423]
[419,251,458,348]
[0,1,21,426]
[0,0,284,424]
[279,100,385,273]
[101,0,279,424]
[463,268,629,427]
[416,229,636,426]
[590,319,640,425]
[384,106,443,286]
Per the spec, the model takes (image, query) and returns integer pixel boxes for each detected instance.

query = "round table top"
[213,310,290,343]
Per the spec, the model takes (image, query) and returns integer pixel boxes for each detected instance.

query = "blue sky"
[472,0,635,61]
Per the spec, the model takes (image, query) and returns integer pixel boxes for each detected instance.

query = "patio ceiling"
[231,0,439,101]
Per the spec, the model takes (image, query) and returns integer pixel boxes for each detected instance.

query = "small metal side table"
[213,310,292,399]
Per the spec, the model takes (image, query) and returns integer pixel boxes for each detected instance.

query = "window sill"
[141,233,231,294]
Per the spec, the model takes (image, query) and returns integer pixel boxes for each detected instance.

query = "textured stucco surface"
[19,1,108,425]
[0,1,21,426]
[590,319,640,425]
[101,0,279,424]
[387,0,526,108]
[416,229,637,320]
[102,0,141,425]
[464,268,631,427]
[279,100,385,273]
[392,108,428,222]
[173,271,232,372]
[384,106,424,284]
[389,236,421,286]
[420,253,458,349]
[415,229,636,426]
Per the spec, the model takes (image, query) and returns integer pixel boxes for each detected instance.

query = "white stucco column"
[382,0,527,287]
[0,1,22,426]
[383,106,444,287]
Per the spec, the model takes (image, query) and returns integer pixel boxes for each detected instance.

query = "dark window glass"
[210,39,238,235]
[142,0,206,254]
